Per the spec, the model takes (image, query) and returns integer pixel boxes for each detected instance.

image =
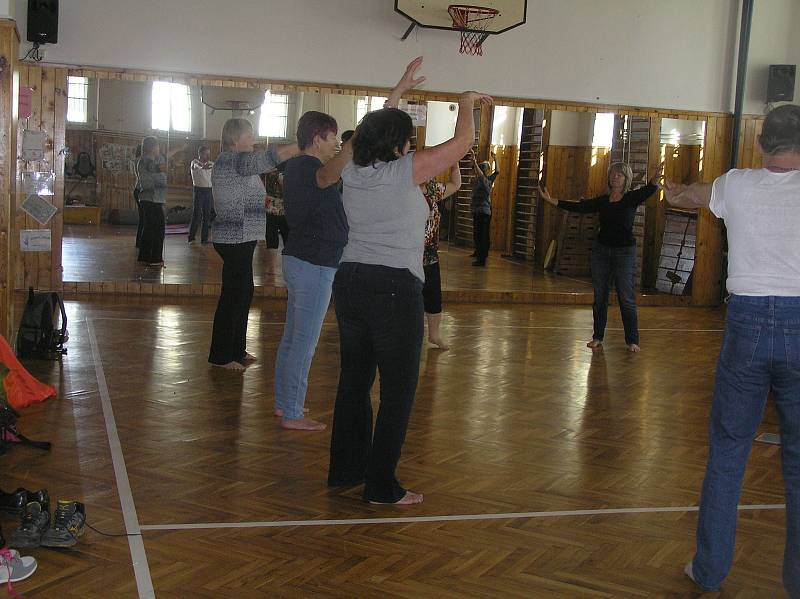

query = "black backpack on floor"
[16,288,68,360]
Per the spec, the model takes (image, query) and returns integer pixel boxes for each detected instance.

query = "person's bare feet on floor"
[241,352,257,364]
[586,339,603,349]
[627,343,641,353]
[280,417,326,431]
[428,336,449,350]
[213,361,245,371]
[369,490,424,505]
[273,407,310,417]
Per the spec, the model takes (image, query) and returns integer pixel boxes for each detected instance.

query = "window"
[592,112,615,148]
[356,95,388,124]
[258,92,289,138]
[67,76,89,123]
[151,81,192,132]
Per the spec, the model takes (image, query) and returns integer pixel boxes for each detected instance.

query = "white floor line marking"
[87,320,155,599]
[139,503,785,532]
[87,316,723,333]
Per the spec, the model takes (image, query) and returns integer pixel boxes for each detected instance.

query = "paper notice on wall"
[402,103,428,127]
[20,229,52,252]
[21,130,47,162]
[21,194,58,225]
[20,171,55,196]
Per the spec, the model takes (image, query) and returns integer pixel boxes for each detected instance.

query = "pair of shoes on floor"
[0,548,37,584]
[0,488,47,516]
[11,495,86,549]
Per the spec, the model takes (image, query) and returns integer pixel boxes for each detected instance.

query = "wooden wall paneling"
[642,117,662,289]
[52,68,66,289]
[38,67,56,289]
[15,65,38,290]
[488,144,517,253]
[0,21,20,338]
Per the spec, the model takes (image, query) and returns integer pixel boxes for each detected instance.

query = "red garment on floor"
[0,335,56,409]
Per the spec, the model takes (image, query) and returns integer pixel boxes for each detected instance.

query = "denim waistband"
[728,294,800,307]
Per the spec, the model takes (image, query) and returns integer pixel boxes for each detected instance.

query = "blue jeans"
[692,295,800,596]
[590,241,639,345]
[328,262,424,503]
[274,255,337,420]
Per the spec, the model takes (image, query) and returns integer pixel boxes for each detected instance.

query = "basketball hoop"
[448,4,499,56]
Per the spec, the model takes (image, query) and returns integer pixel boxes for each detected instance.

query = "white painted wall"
[548,111,595,146]
[13,0,745,113]
[491,106,522,146]
[660,118,706,146]
[425,101,458,147]
[744,0,800,113]
[324,95,358,134]
[0,0,14,20]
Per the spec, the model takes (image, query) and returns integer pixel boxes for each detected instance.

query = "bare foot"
[627,343,641,353]
[369,490,424,505]
[280,417,326,431]
[212,361,245,371]
[428,337,450,350]
[273,407,310,417]
[241,352,257,364]
[586,339,603,349]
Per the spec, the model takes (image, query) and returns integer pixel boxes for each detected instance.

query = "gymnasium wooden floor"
[62,224,595,294]
[1,297,789,598]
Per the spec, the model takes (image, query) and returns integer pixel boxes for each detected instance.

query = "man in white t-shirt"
[664,104,800,597]
[189,146,214,243]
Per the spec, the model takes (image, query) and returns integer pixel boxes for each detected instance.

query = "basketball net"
[448,5,499,56]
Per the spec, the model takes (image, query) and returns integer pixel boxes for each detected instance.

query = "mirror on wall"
[59,75,705,298]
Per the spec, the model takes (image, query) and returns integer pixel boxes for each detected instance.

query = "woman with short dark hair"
[328,57,492,504]
[273,111,353,430]
[540,161,662,351]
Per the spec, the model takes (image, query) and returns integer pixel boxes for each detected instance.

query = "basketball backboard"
[395,0,526,34]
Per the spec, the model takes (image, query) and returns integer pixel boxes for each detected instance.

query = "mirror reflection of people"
[539,161,662,352]
[208,118,298,371]
[469,149,499,267]
[420,161,461,349]
[274,111,353,431]
[133,144,143,248]
[135,136,167,266]
[328,55,493,506]
[188,146,214,244]
[264,164,289,249]
[663,104,800,597]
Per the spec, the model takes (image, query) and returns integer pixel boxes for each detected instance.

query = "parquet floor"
[1,297,789,597]
[62,225,595,294]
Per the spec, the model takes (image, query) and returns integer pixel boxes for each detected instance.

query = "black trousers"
[422,261,442,314]
[189,187,214,242]
[134,188,144,248]
[472,212,491,261]
[137,201,165,263]
[208,241,257,365]
[328,262,424,503]
[265,214,289,249]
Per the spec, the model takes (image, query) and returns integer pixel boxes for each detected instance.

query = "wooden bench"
[64,205,102,225]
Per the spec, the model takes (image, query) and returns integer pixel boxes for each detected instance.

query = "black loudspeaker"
[767,64,795,103]
[27,0,59,45]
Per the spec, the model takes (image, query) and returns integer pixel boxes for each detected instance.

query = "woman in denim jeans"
[540,163,661,352]
[328,56,492,505]
[273,111,353,431]
[664,104,800,597]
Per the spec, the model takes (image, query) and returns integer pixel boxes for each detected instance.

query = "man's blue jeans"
[274,255,336,420]
[693,295,800,597]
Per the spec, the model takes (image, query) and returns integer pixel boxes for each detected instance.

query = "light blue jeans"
[692,295,800,597]
[274,255,337,420]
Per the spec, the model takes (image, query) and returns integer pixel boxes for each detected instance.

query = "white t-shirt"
[340,152,429,282]
[190,159,213,188]
[710,168,800,296]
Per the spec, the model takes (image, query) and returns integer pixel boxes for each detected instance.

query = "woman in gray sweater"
[208,118,297,370]
[135,136,167,265]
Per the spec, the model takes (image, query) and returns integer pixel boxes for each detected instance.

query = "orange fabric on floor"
[0,335,56,409]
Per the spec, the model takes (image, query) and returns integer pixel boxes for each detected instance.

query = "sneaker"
[0,489,28,515]
[41,501,86,548]
[0,548,37,583]
[10,502,50,549]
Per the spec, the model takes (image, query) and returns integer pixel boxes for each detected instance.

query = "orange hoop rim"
[447,4,500,31]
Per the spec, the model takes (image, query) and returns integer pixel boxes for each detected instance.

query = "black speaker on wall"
[27,0,59,45]
[767,64,796,103]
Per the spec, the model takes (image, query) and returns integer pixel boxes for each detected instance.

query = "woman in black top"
[539,162,661,351]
